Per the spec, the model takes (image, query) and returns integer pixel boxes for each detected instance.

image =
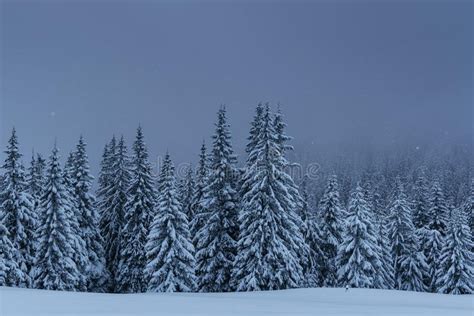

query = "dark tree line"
[1,105,473,295]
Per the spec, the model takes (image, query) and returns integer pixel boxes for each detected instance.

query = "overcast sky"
[1,1,472,175]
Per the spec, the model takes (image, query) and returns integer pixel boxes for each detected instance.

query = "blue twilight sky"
[1,0,472,174]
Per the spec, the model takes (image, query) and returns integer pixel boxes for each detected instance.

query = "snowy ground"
[0,286,472,316]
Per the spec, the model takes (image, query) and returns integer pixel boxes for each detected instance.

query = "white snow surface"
[0,286,472,316]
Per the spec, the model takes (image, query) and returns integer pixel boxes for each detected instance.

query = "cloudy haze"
[1,1,472,174]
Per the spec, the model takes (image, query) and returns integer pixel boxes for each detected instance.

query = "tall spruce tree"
[428,181,449,235]
[0,128,36,287]
[299,174,323,287]
[376,217,395,289]
[33,145,79,291]
[27,153,44,214]
[387,178,423,290]
[436,208,474,294]
[117,127,157,293]
[272,106,310,285]
[63,152,88,291]
[190,142,209,245]
[145,153,196,292]
[233,105,305,291]
[245,103,264,165]
[412,171,430,229]
[96,137,116,226]
[95,138,113,289]
[397,235,427,292]
[318,174,344,287]
[179,166,195,222]
[100,136,131,292]
[71,136,108,292]
[336,183,381,288]
[420,226,443,292]
[27,152,46,266]
[195,107,239,292]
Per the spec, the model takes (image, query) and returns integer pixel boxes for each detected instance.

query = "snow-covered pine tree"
[428,181,449,235]
[117,127,157,293]
[190,142,209,245]
[299,174,323,287]
[336,183,381,288]
[95,138,113,290]
[195,107,239,292]
[387,178,423,290]
[233,104,305,291]
[361,177,390,290]
[179,166,195,222]
[376,217,395,289]
[71,136,108,292]
[27,152,44,214]
[100,136,131,292]
[0,128,36,287]
[0,215,21,286]
[436,208,474,294]
[27,152,46,268]
[63,152,88,291]
[421,226,443,292]
[412,170,430,229]
[272,106,310,286]
[361,174,375,208]
[100,138,116,186]
[33,145,79,291]
[245,103,264,165]
[397,234,428,292]
[318,174,344,287]
[145,153,196,292]
[97,137,116,228]
[235,103,264,233]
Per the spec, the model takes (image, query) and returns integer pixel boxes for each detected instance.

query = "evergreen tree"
[33,145,79,291]
[63,152,88,291]
[420,227,443,292]
[100,136,131,292]
[190,142,209,245]
[0,216,21,286]
[117,127,157,293]
[387,178,421,289]
[398,235,427,292]
[336,184,381,288]
[95,139,113,289]
[245,103,264,165]
[436,209,474,294]
[318,174,344,287]
[71,136,108,292]
[233,105,305,291]
[145,153,196,292]
[27,152,46,268]
[96,137,116,224]
[179,166,195,222]
[428,181,449,235]
[272,106,310,285]
[195,107,239,292]
[299,174,323,287]
[412,171,430,229]
[0,128,36,287]
[376,218,395,289]
[27,153,44,213]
